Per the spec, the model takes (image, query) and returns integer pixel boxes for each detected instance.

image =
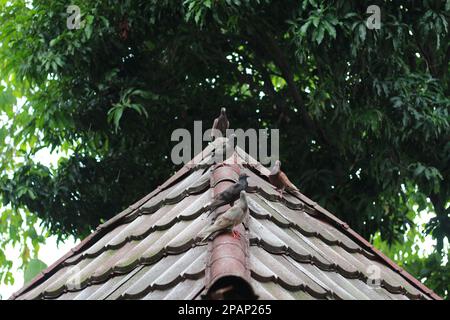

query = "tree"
[0,0,449,298]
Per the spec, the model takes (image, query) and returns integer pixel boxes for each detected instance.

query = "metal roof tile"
[287,259,367,300]
[251,279,296,300]
[60,283,105,300]
[64,223,129,265]
[250,246,328,298]
[55,290,82,300]
[119,247,206,299]
[117,259,181,299]
[288,228,360,275]
[112,219,200,271]
[164,169,209,201]
[154,191,210,229]
[81,272,133,300]
[142,279,205,300]
[253,194,366,253]
[140,217,203,259]
[19,257,94,300]
[249,217,291,252]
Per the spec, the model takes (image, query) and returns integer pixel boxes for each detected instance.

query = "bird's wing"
[222,206,243,221]
[268,173,283,189]
[234,207,248,225]
[279,171,298,190]
[207,185,236,214]
[215,213,236,228]
[200,201,247,241]
[219,185,236,201]
[199,214,235,241]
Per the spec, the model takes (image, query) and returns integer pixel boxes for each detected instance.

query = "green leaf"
[358,23,366,42]
[413,164,425,177]
[299,20,311,36]
[323,21,336,39]
[108,106,124,131]
[0,89,16,115]
[194,9,203,25]
[24,259,47,284]
[316,26,325,44]
[85,24,93,39]
[312,16,320,28]
[49,38,58,47]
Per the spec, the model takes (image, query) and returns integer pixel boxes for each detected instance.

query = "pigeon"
[211,107,229,140]
[207,172,249,216]
[268,160,298,196]
[199,191,248,242]
[211,133,236,164]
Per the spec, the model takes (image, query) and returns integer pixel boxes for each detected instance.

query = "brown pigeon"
[199,191,248,242]
[207,173,249,216]
[211,107,229,140]
[268,160,298,196]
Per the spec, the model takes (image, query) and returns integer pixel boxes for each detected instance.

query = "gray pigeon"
[199,191,248,242]
[269,160,298,196]
[211,107,229,140]
[207,172,249,216]
[211,133,236,164]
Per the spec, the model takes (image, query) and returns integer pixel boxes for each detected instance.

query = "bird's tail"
[198,225,221,243]
[206,200,224,216]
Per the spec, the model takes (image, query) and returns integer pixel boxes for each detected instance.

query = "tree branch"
[248,31,334,148]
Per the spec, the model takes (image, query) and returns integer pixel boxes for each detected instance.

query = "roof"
[10,138,441,300]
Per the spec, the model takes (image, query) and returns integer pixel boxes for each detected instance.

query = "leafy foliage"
[23,258,47,284]
[0,0,449,297]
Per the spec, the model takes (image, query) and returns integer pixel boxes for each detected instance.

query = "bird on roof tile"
[199,191,248,242]
[268,160,298,197]
[211,107,229,140]
[207,172,249,216]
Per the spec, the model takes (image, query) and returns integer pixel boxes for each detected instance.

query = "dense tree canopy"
[0,1,449,297]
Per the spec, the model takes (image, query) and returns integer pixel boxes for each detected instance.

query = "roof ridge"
[203,162,256,299]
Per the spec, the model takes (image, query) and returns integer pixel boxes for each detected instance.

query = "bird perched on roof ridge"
[199,191,248,242]
[207,172,249,216]
[211,133,236,164]
[211,107,229,140]
[268,160,298,197]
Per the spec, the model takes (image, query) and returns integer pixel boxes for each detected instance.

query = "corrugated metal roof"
[10,139,440,300]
